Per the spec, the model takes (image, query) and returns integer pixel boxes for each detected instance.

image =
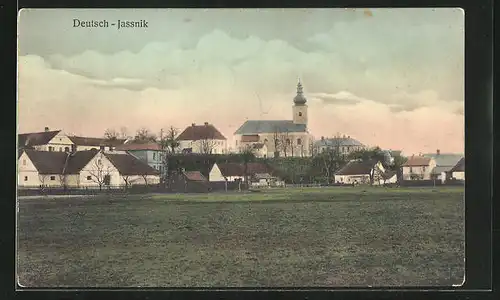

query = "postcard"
[17,8,465,288]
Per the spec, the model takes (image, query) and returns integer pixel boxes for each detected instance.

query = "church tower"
[292,79,308,126]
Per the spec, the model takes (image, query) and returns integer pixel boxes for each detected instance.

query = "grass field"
[17,186,465,287]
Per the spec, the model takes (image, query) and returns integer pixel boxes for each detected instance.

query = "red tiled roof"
[104,153,160,176]
[18,130,61,147]
[115,142,161,151]
[403,156,432,167]
[68,136,126,147]
[241,135,260,142]
[183,171,207,182]
[176,124,226,141]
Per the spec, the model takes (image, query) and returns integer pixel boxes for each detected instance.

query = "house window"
[297,138,302,145]
[109,146,114,151]
[100,146,105,150]
[103,175,111,185]
[64,147,70,152]
[422,166,426,172]
[409,167,413,173]
[24,176,28,181]
[48,146,54,152]
[153,153,156,160]
[298,112,303,117]
[87,176,92,180]
[22,159,26,165]
[286,139,290,145]
[50,176,56,181]
[59,147,62,152]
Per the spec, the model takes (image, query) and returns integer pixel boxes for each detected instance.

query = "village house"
[18,149,160,189]
[176,122,228,154]
[18,127,127,153]
[18,127,74,152]
[334,159,396,185]
[314,135,365,156]
[401,155,437,180]
[233,80,313,158]
[423,150,463,183]
[170,170,211,193]
[115,142,165,177]
[449,157,465,181]
[208,162,273,181]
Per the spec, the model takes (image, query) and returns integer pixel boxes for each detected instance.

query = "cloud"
[17,24,464,154]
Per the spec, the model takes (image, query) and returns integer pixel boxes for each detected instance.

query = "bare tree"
[369,162,385,185]
[135,128,157,142]
[198,129,217,155]
[272,126,282,158]
[239,144,256,189]
[104,128,119,140]
[38,174,48,190]
[122,175,130,190]
[156,126,181,189]
[279,131,290,158]
[289,137,295,157]
[58,174,68,190]
[316,135,347,184]
[141,174,149,187]
[119,126,129,139]
[87,157,113,190]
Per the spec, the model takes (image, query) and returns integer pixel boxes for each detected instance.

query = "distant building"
[115,142,165,177]
[423,150,463,183]
[314,135,365,156]
[18,127,73,152]
[234,80,313,157]
[17,127,127,153]
[68,136,126,152]
[334,159,395,185]
[401,155,436,180]
[176,122,228,154]
[208,162,274,182]
[450,157,465,181]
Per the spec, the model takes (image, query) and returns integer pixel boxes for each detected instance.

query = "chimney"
[204,122,209,126]
[44,127,49,132]
[436,149,440,155]
[191,123,196,127]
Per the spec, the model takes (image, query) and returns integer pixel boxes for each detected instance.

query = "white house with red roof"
[402,155,437,180]
[176,122,228,154]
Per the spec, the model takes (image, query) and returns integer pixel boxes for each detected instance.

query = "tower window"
[298,112,303,117]
[297,138,302,145]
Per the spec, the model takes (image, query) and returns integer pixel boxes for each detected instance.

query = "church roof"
[234,120,307,135]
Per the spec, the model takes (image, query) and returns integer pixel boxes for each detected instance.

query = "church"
[233,80,313,158]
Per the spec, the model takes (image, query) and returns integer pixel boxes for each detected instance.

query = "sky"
[17,8,465,155]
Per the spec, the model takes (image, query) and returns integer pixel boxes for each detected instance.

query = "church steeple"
[293,78,307,105]
[292,78,308,125]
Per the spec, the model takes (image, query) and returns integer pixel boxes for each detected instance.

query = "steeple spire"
[293,78,307,105]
